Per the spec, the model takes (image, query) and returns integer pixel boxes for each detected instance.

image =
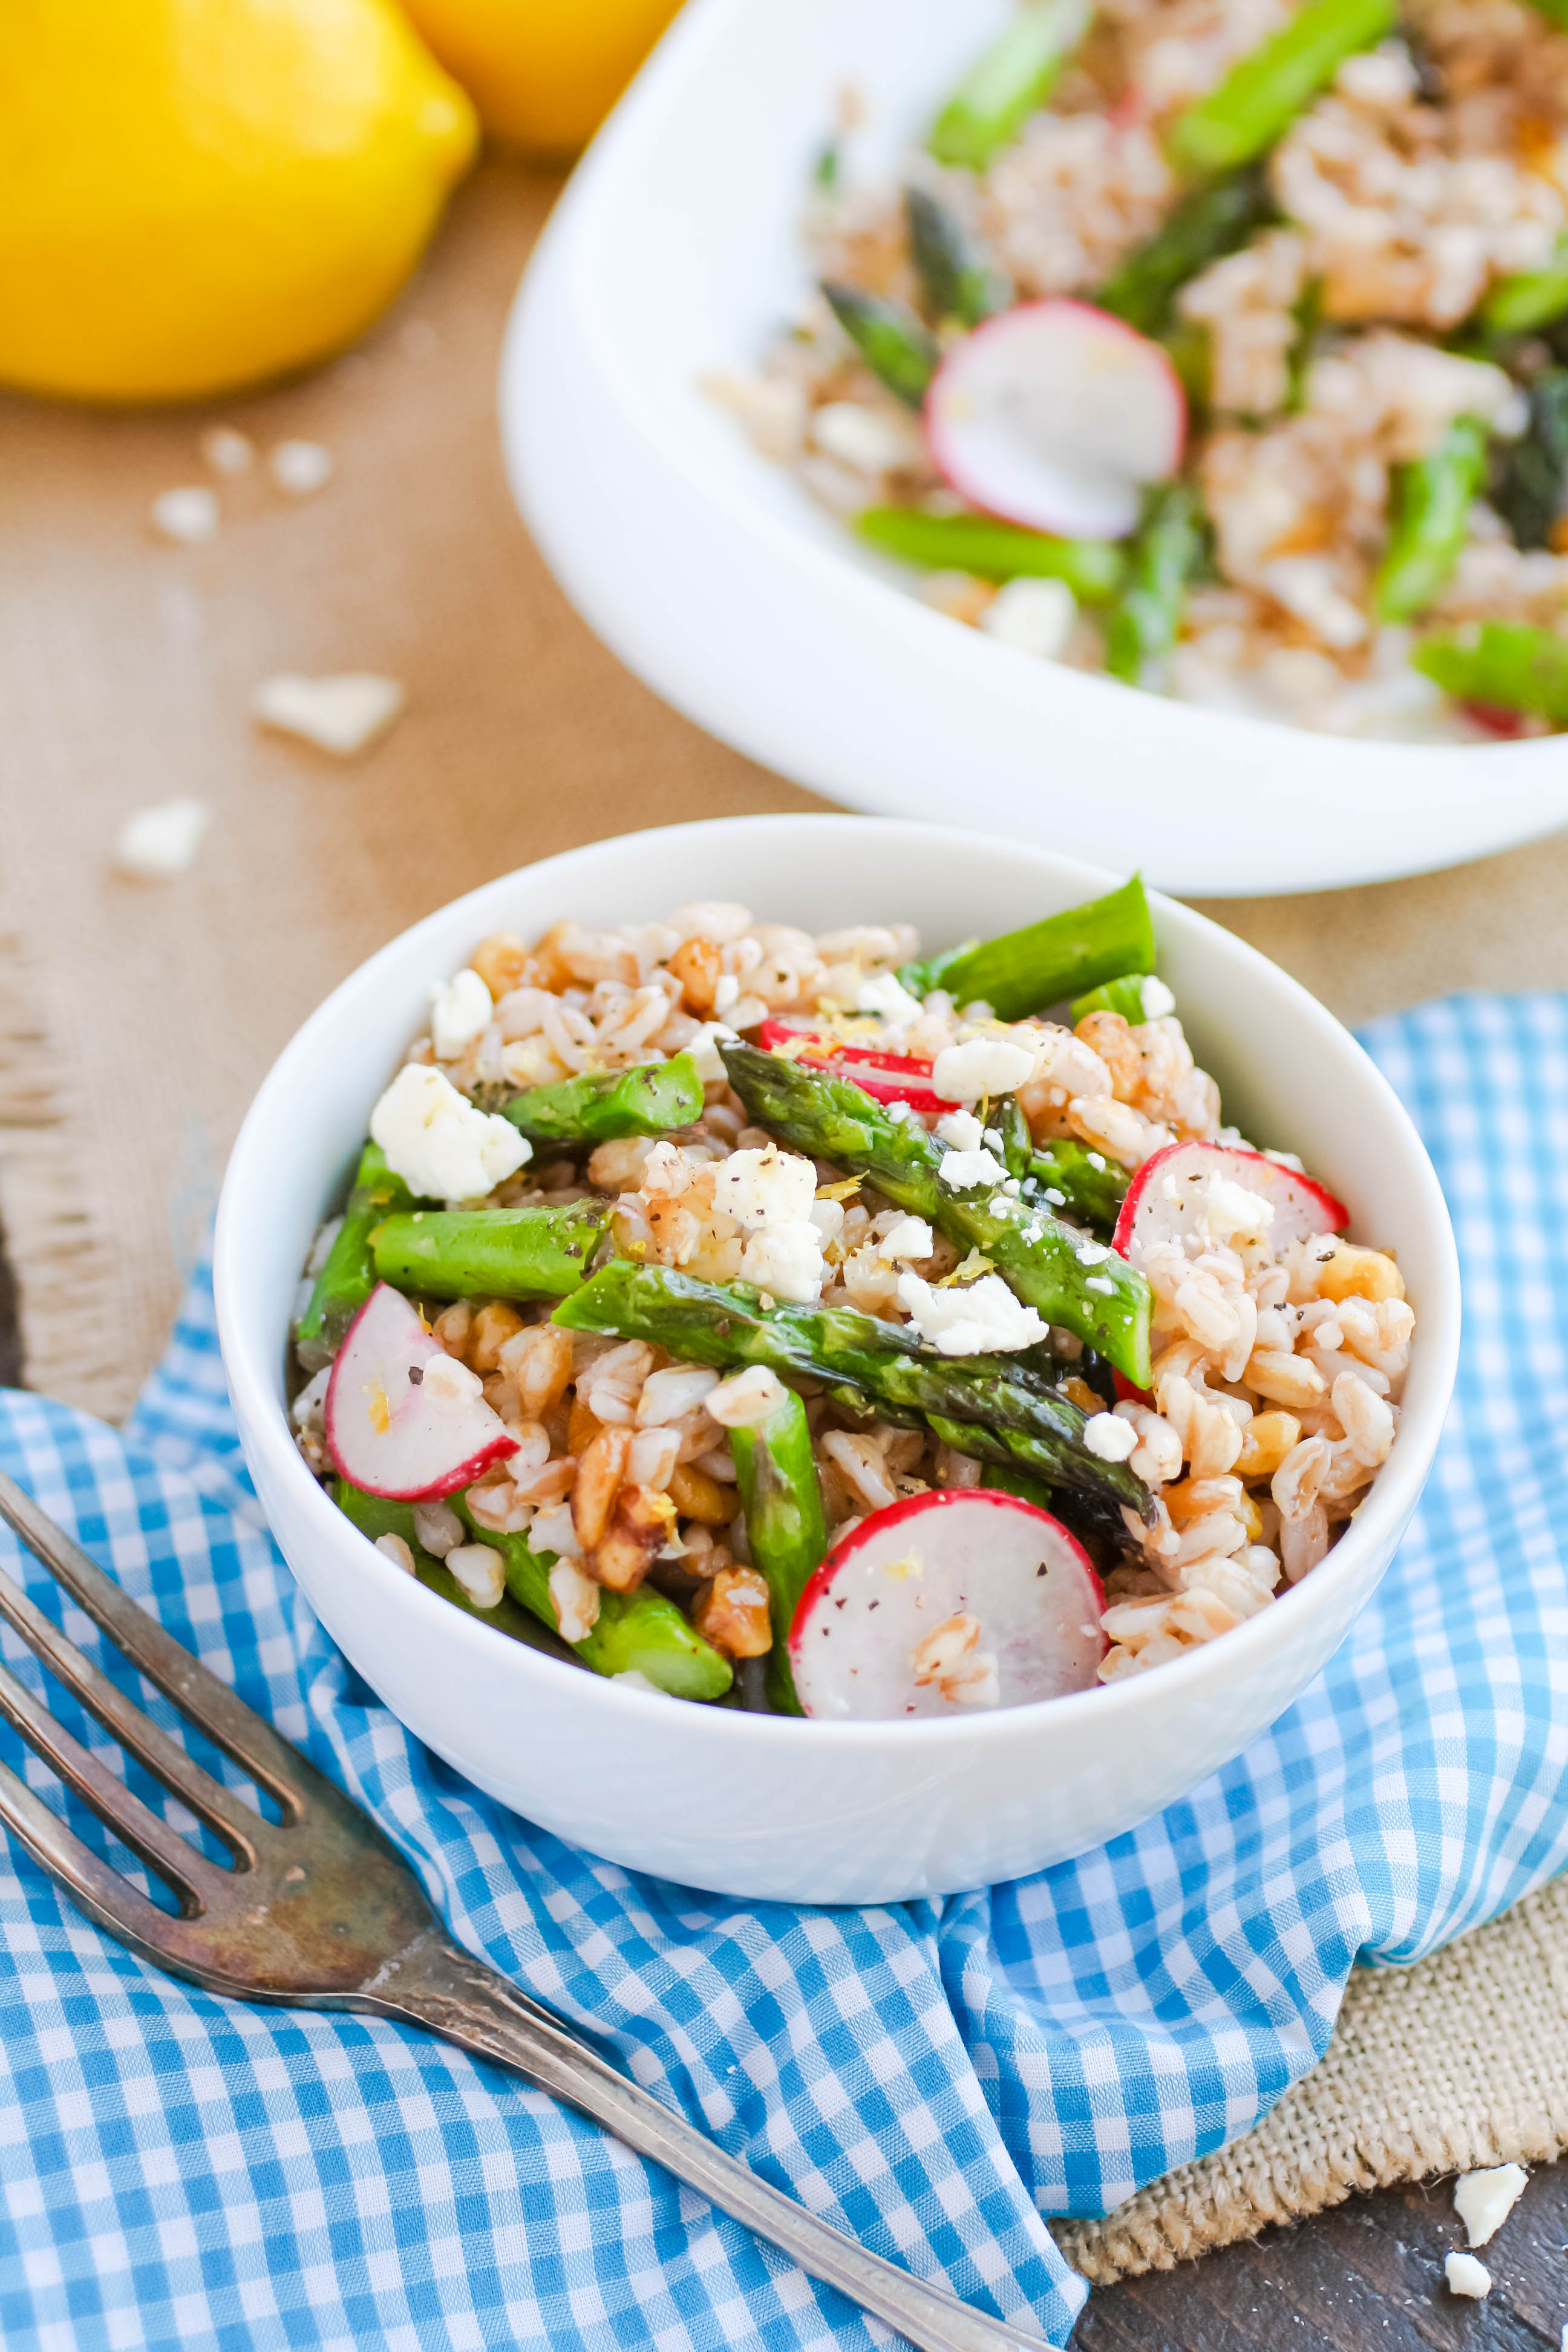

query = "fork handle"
[365,1934,1052,2352]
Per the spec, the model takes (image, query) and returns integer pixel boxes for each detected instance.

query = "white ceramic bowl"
[214,815,1460,1904]
[500,0,1568,900]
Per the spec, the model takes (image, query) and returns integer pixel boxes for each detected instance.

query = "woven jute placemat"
[2,151,1567,2285]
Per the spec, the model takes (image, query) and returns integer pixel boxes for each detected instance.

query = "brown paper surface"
[1,152,1565,2282]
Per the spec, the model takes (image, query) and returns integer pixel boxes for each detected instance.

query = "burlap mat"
[2,149,1566,2285]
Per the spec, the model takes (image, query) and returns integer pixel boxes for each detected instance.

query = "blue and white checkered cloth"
[1,991,1566,2352]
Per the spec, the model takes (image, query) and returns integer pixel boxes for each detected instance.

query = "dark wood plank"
[0,1204,22,1391]
[1075,2163,1568,2351]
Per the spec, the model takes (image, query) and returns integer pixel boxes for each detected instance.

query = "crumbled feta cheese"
[430,968,492,1059]
[446,1543,506,1609]
[1454,2165,1527,2247]
[1084,1413,1138,1462]
[1190,1175,1275,1249]
[370,1064,530,1201]
[150,486,219,546]
[712,1144,816,1230]
[253,671,405,756]
[740,1224,825,1302]
[713,973,740,1016]
[896,1271,1049,1356]
[1084,1275,1115,1295]
[290,1365,331,1432]
[857,970,925,1025]
[1042,1189,1065,1208]
[113,797,211,878]
[706,1365,789,1427]
[374,1533,416,1576]
[1076,1240,1110,1265]
[885,1100,918,1124]
[710,1145,825,1300]
[931,1037,1036,1102]
[270,439,334,496]
[939,1147,1007,1194]
[685,1021,739,1082]
[1445,2252,1491,2299]
[809,1196,846,1249]
[879,1215,934,1261]
[979,576,1077,661]
[1139,976,1176,1019]
[200,426,255,476]
[935,1108,984,1152]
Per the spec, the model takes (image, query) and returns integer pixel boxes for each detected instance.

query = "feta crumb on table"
[369,1063,529,1201]
[200,425,255,477]
[1444,2250,1491,2299]
[113,797,211,879]
[270,439,334,496]
[253,671,405,757]
[149,486,219,546]
[1454,2162,1527,2247]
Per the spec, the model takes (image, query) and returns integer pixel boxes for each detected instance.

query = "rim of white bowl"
[215,814,1462,1753]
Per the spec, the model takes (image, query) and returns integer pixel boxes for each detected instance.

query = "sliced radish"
[926,299,1186,541]
[324,1282,518,1501]
[756,1019,958,1114]
[789,1489,1106,1721]
[1113,1140,1348,1271]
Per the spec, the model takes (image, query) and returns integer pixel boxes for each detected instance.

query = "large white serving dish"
[214,815,1460,1904]
[499,0,1568,899]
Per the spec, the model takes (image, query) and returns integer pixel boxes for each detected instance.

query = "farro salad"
[710,0,1568,738]
[290,881,1415,1717]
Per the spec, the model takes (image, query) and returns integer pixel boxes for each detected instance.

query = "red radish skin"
[926,299,1186,541]
[325,1282,518,1501]
[789,1489,1106,1722]
[1113,1140,1348,1272]
[756,1021,958,1114]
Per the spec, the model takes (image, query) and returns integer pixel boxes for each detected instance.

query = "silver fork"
[0,1465,1054,2352]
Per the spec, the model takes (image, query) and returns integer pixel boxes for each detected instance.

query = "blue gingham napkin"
[1,991,1566,2352]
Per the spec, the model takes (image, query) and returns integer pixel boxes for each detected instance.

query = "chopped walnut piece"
[590,1483,678,1593]
[691,1566,773,1658]
[572,1425,632,1552]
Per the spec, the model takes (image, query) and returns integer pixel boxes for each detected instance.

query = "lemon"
[0,0,478,404]
[399,0,684,157]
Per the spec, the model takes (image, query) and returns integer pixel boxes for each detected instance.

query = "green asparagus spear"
[1284,275,1324,411]
[1523,0,1568,32]
[1071,973,1152,1023]
[332,1481,583,1666]
[728,1388,829,1714]
[722,1042,1154,1383]
[1097,168,1273,336]
[553,1261,1151,1520]
[854,508,1125,598]
[1160,320,1213,419]
[928,0,1094,171]
[923,1413,1134,1540]
[1413,621,1568,722]
[500,1056,704,1147]
[1027,1140,1130,1232]
[993,1093,1034,1180]
[1165,0,1397,180]
[900,875,1155,1021]
[370,1201,610,1302]
[1373,416,1489,624]
[1481,249,1568,333]
[979,1462,1057,1511]
[821,283,938,408]
[296,1143,428,1364]
[904,186,1011,327]
[1105,481,1206,688]
[1492,371,1568,550]
[451,1503,734,1701]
